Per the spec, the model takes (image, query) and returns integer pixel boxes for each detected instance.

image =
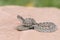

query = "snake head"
[17,15,37,27]
[17,15,25,21]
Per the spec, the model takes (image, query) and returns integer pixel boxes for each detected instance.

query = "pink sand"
[0,6,60,40]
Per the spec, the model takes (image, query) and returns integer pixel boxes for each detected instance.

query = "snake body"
[17,15,57,32]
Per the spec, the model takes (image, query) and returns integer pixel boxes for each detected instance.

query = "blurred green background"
[0,0,60,8]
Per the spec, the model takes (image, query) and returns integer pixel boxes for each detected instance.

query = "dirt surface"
[0,6,60,40]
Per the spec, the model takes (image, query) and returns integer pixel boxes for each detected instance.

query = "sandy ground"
[0,6,60,40]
